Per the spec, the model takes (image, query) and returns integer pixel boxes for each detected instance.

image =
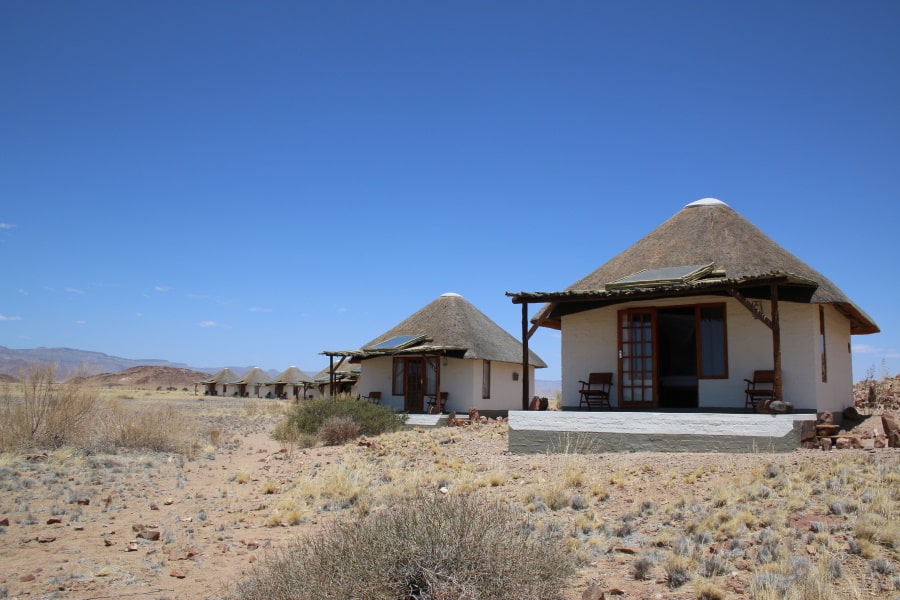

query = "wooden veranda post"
[771,283,783,403]
[329,355,335,398]
[521,301,530,410]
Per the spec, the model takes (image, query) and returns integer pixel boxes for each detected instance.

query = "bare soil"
[0,392,897,600]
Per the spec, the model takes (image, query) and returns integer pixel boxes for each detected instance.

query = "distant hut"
[325,292,545,414]
[264,366,313,400]
[197,368,239,397]
[232,367,270,398]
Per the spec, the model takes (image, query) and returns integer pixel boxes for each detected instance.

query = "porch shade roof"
[507,199,878,335]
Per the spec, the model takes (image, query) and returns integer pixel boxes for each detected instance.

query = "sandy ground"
[1,395,897,600]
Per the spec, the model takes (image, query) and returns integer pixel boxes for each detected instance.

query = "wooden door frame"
[617,307,659,409]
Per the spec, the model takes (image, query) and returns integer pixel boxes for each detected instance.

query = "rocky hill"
[69,366,212,390]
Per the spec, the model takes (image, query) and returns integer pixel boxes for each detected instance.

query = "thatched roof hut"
[353,292,546,366]
[515,198,877,335]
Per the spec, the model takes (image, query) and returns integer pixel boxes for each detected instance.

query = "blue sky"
[1,1,898,381]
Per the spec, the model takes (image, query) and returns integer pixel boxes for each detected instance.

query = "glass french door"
[618,309,658,409]
[404,358,425,413]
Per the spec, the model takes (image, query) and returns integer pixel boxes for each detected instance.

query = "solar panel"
[366,334,426,351]
[607,263,715,289]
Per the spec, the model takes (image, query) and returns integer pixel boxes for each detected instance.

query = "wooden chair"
[578,373,613,409]
[361,391,381,404]
[426,391,448,413]
[744,370,775,411]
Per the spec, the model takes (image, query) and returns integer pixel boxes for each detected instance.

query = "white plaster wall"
[561,309,618,407]
[358,357,533,413]
[816,305,854,412]
[560,296,852,411]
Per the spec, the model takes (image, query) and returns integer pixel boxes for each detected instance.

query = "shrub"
[318,416,360,446]
[285,397,407,437]
[232,493,575,600]
[0,365,99,451]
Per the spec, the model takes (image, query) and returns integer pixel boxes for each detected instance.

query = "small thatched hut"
[508,198,878,413]
[264,366,313,400]
[197,368,239,396]
[232,367,270,398]
[325,292,545,414]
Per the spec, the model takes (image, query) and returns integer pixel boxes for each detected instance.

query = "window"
[820,306,827,383]
[697,304,727,378]
[482,360,491,399]
[392,358,404,396]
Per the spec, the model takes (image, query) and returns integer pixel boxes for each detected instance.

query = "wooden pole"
[329,355,335,398]
[522,301,530,410]
[771,284,783,403]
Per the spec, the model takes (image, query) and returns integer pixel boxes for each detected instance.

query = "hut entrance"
[657,307,699,408]
[618,305,718,410]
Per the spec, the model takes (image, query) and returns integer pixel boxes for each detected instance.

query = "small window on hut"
[392,358,404,396]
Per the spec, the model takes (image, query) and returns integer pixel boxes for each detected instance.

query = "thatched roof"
[267,366,312,385]
[232,367,270,386]
[510,199,878,335]
[198,367,239,385]
[330,293,546,367]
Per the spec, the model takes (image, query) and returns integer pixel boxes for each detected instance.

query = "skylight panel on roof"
[365,334,427,351]
[607,263,715,290]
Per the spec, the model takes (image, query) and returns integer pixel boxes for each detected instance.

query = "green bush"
[232,493,575,600]
[286,397,407,437]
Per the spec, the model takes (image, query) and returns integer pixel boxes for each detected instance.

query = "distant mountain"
[0,346,305,382]
[0,346,198,379]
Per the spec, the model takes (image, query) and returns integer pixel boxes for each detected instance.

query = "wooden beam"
[728,288,774,330]
[771,283,783,403]
[329,355,334,398]
[522,301,530,410]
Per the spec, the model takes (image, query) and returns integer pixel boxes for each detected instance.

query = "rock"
[821,438,832,451]
[819,411,834,424]
[170,569,187,579]
[0,517,8,526]
[582,583,606,600]
[77,498,90,505]
[528,396,541,410]
[539,397,549,410]
[800,420,817,443]
[843,406,863,422]
[835,438,852,450]
[46,517,62,525]
[37,535,56,543]
[881,414,900,447]
[20,573,35,582]
[768,400,793,414]
[137,529,161,541]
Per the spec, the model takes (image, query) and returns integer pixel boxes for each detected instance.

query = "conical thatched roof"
[198,367,239,384]
[514,199,877,334]
[232,367,270,386]
[267,366,312,385]
[358,293,546,367]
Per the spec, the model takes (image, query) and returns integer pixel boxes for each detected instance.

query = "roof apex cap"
[685,197,729,208]
[440,292,462,297]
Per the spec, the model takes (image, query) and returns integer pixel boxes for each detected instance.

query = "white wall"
[357,356,534,413]
[560,295,855,412]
